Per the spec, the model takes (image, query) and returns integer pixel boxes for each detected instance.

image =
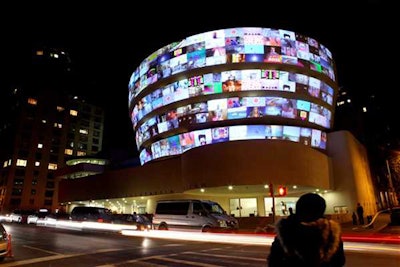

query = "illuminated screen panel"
[133,94,332,149]
[139,125,328,165]
[128,27,335,102]
[131,69,334,129]
[129,27,338,166]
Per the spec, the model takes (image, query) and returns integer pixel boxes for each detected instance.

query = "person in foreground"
[267,193,345,267]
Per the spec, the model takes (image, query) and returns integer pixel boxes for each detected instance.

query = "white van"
[152,199,239,232]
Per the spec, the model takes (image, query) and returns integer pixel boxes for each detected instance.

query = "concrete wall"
[327,130,377,217]
[180,140,331,190]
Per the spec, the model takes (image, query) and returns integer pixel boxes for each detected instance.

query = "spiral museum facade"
[129,27,335,165]
[58,28,377,219]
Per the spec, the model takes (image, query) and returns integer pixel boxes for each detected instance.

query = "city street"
[2,223,399,266]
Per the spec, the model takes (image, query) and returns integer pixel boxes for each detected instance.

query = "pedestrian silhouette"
[267,193,345,266]
[352,212,358,225]
[356,203,364,225]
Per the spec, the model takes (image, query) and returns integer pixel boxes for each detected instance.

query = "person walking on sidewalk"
[352,212,358,225]
[356,203,364,225]
[267,193,345,267]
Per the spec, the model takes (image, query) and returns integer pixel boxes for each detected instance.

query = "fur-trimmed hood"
[275,215,342,263]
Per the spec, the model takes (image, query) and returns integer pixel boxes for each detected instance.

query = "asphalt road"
[2,223,399,266]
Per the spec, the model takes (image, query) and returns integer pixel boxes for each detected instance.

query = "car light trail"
[33,219,400,255]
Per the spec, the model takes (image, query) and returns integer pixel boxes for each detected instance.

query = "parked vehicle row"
[1,199,237,233]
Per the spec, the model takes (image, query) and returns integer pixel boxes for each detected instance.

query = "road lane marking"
[1,254,82,267]
[147,256,222,267]
[183,251,266,262]
[2,248,127,266]
[97,253,222,267]
[163,243,185,247]
[22,245,62,255]
[98,261,165,267]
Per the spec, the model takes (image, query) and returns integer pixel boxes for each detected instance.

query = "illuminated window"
[37,143,43,149]
[64,149,73,155]
[79,129,88,135]
[42,120,47,124]
[363,107,367,112]
[57,106,65,112]
[70,110,78,116]
[48,163,57,170]
[28,98,38,105]
[53,123,62,128]
[35,161,40,167]
[16,159,27,167]
[77,151,86,156]
[36,50,44,56]
[3,161,7,168]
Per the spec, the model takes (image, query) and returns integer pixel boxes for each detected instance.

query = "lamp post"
[269,183,275,224]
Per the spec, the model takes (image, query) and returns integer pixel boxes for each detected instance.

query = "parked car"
[27,209,50,224]
[152,199,239,232]
[112,213,152,230]
[10,210,35,224]
[0,214,12,223]
[37,212,70,226]
[0,223,10,261]
[70,206,113,223]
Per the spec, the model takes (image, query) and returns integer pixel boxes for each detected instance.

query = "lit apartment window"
[56,106,65,112]
[36,50,44,56]
[35,161,40,167]
[16,159,27,167]
[8,159,11,166]
[28,98,38,105]
[42,120,47,124]
[38,143,43,149]
[70,110,78,116]
[48,163,57,170]
[53,123,62,128]
[64,149,73,155]
[3,161,7,168]
[79,129,88,135]
[77,151,86,156]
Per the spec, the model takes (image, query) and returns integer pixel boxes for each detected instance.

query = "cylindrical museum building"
[57,27,377,220]
[127,27,349,217]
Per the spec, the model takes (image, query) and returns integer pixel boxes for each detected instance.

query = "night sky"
[13,1,396,157]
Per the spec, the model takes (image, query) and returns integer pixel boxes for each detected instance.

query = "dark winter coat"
[267,215,345,267]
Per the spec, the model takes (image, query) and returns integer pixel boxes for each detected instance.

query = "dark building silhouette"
[334,86,399,207]
[0,46,105,213]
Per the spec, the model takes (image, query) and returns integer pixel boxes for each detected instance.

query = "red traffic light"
[278,186,287,196]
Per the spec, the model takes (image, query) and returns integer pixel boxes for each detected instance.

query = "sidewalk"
[340,211,396,234]
[237,212,399,236]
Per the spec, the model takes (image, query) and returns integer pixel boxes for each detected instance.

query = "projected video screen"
[130,69,334,128]
[128,27,335,102]
[129,27,338,165]
[139,125,327,165]
[133,94,331,149]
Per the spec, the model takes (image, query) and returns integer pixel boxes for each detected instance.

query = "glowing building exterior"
[59,28,377,220]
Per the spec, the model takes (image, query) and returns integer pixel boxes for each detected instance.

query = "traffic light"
[278,186,287,196]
